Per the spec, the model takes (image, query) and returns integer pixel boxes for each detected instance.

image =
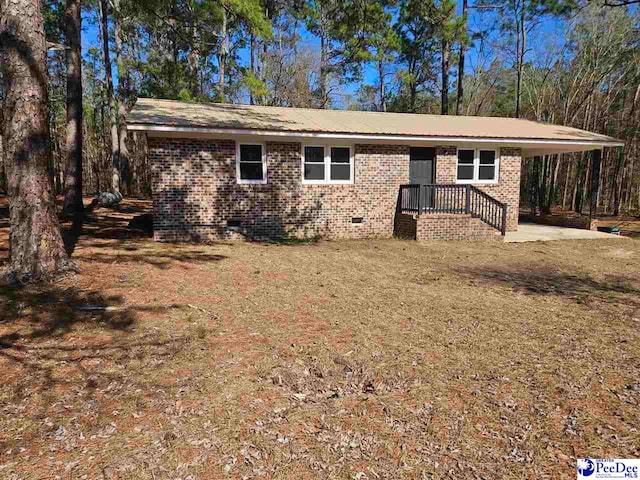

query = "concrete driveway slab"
[505,223,628,242]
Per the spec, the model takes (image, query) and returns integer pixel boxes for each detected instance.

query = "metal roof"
[128,98,623,147]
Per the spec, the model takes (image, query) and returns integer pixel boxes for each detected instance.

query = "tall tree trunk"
[96,95,110,193]
[410,84,417,112]
[572,157,581,212]
[562,156,570,210]
[590,149,602,219]
[259,23,269,105]
[97,97,106,193]
[0,0,75,283]
[579,156,591,215]
[63,0,84,217]
[441,38,450,115]
[186,3,200,98]
[534,157,545,213]
[319,31,329,108]
[0,133,6,193]
[168,0,178,97]
[378,58,386,112]
[528,158,538,213]
[613,147,625,216]
[217,6,227,102]
[100,0,120,193]
[113,0,129,195]
[53,125,63,194]
[455,0,468,116]
[249,33,256,105]
[548,154,560,209]
[514,0,525,118]
[540,155,550,213]
[625,144,635,213]
[409,59,417,113]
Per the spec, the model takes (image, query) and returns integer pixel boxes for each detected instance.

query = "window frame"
[236,142,267,185]
[455,148,500,184]
[301,144,354,185]
[301,144,328,184]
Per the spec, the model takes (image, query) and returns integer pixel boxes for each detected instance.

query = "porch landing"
[504,223,627,243]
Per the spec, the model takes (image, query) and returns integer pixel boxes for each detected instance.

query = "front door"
[409,147,435,209]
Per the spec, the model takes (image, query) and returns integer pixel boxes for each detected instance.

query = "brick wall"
[434,146,522,232]
[149,137,522,242]
[536,214,597,230]
[417,214,503,241]
[394,213,502,241]
[149,138,410,241]
[393,213,417,239]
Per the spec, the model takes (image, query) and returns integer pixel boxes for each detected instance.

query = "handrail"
[398,184,421,213]
[398,184,508,235]
[469,186,508,235]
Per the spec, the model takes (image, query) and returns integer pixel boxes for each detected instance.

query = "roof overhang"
[128,124,625,158]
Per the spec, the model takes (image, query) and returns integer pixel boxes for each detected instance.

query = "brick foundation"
[393,213,417,239]
[394,213,503,241]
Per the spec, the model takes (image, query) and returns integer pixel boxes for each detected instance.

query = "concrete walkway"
[504,223,627,243]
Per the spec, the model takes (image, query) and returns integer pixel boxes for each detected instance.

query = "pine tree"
[63,0,84,217]
[0,0,76,283]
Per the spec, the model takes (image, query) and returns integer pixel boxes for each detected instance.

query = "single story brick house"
[128,98,623,242]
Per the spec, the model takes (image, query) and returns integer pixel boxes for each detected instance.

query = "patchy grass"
[0,198,639,479]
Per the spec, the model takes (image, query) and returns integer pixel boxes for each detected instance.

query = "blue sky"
[78,6,569,107]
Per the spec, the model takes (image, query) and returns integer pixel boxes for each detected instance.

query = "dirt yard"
[1,198,639,479]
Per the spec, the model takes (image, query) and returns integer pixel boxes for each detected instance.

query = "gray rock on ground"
[94,191,123,208]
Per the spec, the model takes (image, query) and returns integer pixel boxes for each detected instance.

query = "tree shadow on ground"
[109,201,149,215]
[78,247,227,270]
[0,282,190,401]
[454,266,640,311]
[62,201,155,256]
[48,196,230,269]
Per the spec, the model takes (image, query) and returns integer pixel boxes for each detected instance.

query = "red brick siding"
[149,138,522,241]
[434,146,522,232]
[536,215,597,230]
[416,214,502,241]
[393,213,502,241]
[393,213,417,239]
[149,138,410,241]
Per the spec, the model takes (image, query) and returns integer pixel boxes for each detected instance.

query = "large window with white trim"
[456,149,499,183]
[302,145,354,183]
[237,143,266,184]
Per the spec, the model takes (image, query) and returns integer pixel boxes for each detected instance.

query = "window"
[457,149,475,181]
[302,145,353,184]
[479,150,497,180]
[330,147,351,181]
[303,146,325,181]
[237,144,266,184]
[456,149,499,183]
